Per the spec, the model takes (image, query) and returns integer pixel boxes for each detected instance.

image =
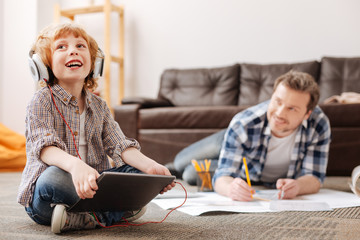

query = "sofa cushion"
[238,61,320,106]
[158,64,240,106]
[318,57,360,103]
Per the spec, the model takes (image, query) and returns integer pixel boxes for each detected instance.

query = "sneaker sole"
[125,205,147,222]
[51,204,67,234]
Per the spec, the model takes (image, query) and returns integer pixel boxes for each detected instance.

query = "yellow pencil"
[191,159,202,172]
[253,196,270,202]
[243,157,253,199]
[205,159,210,171]
[243,157,251,187]
[200,162,205,171]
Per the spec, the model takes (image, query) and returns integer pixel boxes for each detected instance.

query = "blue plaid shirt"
[213,100,331,185]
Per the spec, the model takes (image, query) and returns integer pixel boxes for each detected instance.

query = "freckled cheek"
[52,55,65,68]
[85,62,91,72]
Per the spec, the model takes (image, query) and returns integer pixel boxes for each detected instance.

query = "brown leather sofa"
[114,57,360,176]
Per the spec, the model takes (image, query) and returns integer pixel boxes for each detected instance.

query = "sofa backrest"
[158,64,240,106]
[238,61,320,106]
[158,58,360,107]
[318,57,360,103]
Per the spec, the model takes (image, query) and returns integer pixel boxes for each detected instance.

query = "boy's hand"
[120,148,175,193]
[70,159,100,199]
[145,163,175,194]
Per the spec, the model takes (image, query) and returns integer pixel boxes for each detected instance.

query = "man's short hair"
[273,71,320,112]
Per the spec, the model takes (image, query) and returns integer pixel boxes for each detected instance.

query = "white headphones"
[28,48,104,82]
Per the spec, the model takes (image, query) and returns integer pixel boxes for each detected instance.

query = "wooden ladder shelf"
[54,0,124,109]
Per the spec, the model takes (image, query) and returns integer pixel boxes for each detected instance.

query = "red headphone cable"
[92,181,188,228]
[44,79,82,160]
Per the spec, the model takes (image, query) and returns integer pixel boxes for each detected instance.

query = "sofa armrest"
[319,103,360,176]
[121,97,173,108]
[319,103,360,127]
[113,104,142,139]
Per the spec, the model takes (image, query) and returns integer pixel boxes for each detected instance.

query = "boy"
[18,23,174,233]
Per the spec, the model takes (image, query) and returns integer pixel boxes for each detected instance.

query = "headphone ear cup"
[92,49,104,78]
[28,52,49,81]
[28,56,40,81]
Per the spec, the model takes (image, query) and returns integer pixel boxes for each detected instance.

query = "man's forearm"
[214,176,234,197]
[296,175,321,195]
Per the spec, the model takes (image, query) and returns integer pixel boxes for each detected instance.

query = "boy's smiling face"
[52,33,91,86]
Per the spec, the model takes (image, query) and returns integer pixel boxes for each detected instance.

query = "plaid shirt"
[213,100,331,185]
[18,84,139,207]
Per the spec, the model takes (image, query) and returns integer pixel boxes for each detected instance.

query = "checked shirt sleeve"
[296,108,331,183]
[213,114,251,183]
[100,99,140,167]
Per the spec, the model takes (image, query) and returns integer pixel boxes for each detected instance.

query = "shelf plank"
[60,4,123,19]
[54,0,125,109]
[110,56,123,64]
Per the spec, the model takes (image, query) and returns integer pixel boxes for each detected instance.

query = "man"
[174,71,331,201]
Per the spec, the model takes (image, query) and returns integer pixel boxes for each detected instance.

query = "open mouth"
[65,60,83,68]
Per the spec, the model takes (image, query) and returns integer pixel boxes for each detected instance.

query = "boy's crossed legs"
[25,165,145,233]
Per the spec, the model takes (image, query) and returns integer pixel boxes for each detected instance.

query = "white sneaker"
[51,204,98,234]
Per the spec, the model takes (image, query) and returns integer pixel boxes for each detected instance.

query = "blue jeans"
[173,129,226,185]
[25,165,141,226]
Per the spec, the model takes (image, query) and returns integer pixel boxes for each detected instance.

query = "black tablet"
[68,172,175,212]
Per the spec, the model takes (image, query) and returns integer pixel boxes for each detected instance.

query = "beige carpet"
[1,172,360,240]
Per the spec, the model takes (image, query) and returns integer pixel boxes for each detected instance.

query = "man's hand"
[69,159,100,199]
[276,175,321,199]
[215,176,253,201]
[276,178,300,199]
[228,178,254,201]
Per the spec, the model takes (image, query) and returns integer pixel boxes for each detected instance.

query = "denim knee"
[25,166,78,225]
[174,129,225,172]
[103,164,142,174]
[36,166,78,204]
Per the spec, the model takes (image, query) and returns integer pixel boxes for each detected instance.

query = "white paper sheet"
[153,192,272,216]
[151,188,360,216]
[269,200,331,211]
[155,189,200,199]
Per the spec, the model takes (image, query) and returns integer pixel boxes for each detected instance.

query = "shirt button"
[70,96,76,101]
[74,131,78,136]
